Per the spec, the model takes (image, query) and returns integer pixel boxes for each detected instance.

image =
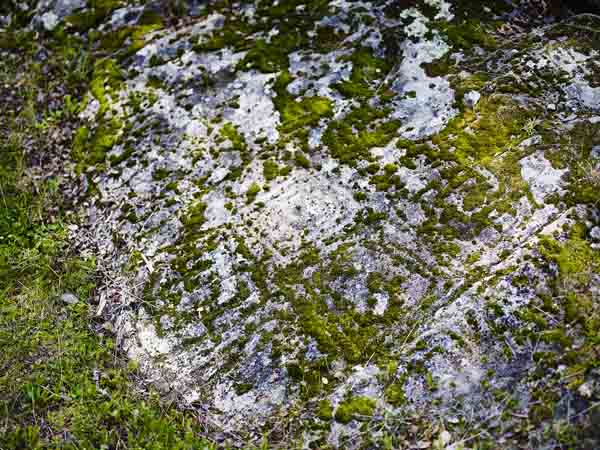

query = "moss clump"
[334,396,376,423]
[263,238,410,370]
[234,383,253,395]
[366,272,384,293]
[72,118,123,172]
[220,123,250,180]
[440,20,498,51]
[354,191,368,202]
[98,24,163,59]
[417,95,537,243]
[294,151,311,169]
[431,96,532,166]
[323,106,400,166]
[335,48,393,99]
[90,58,124,117]
[238,34,303,73]
[263,159,280,182]
[543,121,600,207]
[192,15,253,52]
[273,72,334,136]
[384,382,406,406]
[539,229,599,288]
[355,208,388,226]
[246,182,261,203]
[540,328,572,348]
[317,399,333,420]
[181,202,208,228]
[65,0,124,32]
[220,122,247,153]
[152,167,170,181]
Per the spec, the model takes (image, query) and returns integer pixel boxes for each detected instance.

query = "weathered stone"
[60,292,79,305]
[27,0,599,447]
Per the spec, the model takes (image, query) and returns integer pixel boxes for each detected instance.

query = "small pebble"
[61,292,79,305]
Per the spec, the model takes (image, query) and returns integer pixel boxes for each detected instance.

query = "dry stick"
[571,401,600,421]
[0,181,8,210]
[398,320,420,355]
[454,395,513,446]
[531,304,558,324]
[375,63,400,95]
[350,350,377,392]
[373,320,423,403]
[537,12,600,34]
[561,368,587,382]
[576,13,600,20]
[564,23,600,33]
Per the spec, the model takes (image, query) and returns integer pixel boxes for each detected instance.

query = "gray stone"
[60,292,79,305]
[30,0,600,446]
[463,90,481,108]
[32,0,86,30]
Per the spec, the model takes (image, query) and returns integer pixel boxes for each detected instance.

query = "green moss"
[234,383,253,395]
[127,25,164,55]
[263,159,280,182]
[294,151,311,169]
[384,382,406,406]
[366,272,384,293]
[220,122,246,152]
[368,165,404,191]
[97,24,162,57]
[451,0,511,21]
[65,0,124,32]
[238,34,304,73]
[453,72,490,104]
[335,48,393,99]
[317,399,333,420]
[0,32,20,50]
[153,167,170,181]
[261,239,411,370]
[90,58,124,117]
[220,123,251,180]
[432,96,532,165]
[462,178,492,211]
[540,328,572,348]
[192,15,253,52]
[537,119,600,207]
[301,247,321,266]
[354,191,368,202]
[440,20,498,51]
[355,208,388,226]
[417,95,538,243]
[273,72,334,137]
[181,202,208,228]
[72,117,123,172]
[539,232,599,288]
[334,396,376,423]
[246,182,261,203]
[518,308,548,329]
[323,106,400,166]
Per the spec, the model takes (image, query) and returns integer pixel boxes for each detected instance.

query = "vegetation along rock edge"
[1,0,600,448]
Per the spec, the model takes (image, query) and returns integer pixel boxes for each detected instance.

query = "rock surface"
[6,0,600,447]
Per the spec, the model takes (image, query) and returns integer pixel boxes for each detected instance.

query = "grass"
[0,32,218,450]
[0,222,215,449]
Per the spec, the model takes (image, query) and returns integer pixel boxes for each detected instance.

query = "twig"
[398,320,420,354]
[570,401,600,421]
[0,180,8,210]
[531,304,558,324]
[375,63,399,95]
